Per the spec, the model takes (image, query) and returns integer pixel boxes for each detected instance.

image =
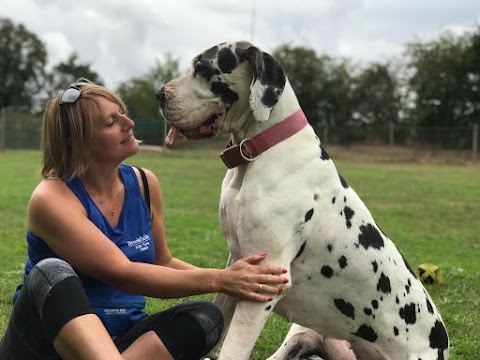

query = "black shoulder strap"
[133,165,151,216]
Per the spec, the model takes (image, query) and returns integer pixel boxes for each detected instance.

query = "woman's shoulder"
[29,177,84,212]
[32,177,69,197]
[28,177,87,235]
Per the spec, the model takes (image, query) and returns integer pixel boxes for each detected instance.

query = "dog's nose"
[156,87,166,108]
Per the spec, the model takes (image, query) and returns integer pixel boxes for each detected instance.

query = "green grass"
[0,148,479,358]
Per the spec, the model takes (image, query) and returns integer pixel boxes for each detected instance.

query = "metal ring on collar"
[239,139,259,162]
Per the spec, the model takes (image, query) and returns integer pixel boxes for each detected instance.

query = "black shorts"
[0,258,223,360]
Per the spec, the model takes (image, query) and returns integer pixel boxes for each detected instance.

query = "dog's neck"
[219,81,307,169]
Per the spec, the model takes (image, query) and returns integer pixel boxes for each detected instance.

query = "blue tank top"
[14,164,155,336]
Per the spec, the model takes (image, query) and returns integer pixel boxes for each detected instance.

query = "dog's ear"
[242,46,286,121]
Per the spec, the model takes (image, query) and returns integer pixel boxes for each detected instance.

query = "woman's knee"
[24,258,78,312]
[26,258,93,341]
[187,300,224,352]
[145,300,223,359]
[30,258,77,285]
[170,300,224,356]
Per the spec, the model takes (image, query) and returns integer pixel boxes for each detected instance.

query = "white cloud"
[2,0,479,88]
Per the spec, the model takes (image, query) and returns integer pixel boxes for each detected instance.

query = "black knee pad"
[41,276,93,340]
[150,300,223,360]
[26,258,93,341]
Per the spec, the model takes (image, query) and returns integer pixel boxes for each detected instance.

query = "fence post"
[322,122,329,145]
[0,107,5,152]
[389,121,395,146]
[473,123,478,163]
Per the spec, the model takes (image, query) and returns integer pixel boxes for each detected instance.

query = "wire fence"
[1,109,478,162]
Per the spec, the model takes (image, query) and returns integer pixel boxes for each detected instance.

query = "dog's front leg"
[217,296,285,360]
[204,254,238,360]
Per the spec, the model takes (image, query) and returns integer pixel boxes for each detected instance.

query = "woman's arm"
[28,177,285,302]
[138,167,287,300]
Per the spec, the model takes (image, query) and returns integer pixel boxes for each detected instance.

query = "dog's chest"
[219,140,339,258]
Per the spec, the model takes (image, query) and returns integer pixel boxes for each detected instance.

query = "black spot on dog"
[210,82,239,107]
[321,265,334,278]
[265,305,272,311]
[393,326,399,336]
[372,260,378,273]
[193,59,220,82]
[305,208,314,222]
[399,303,417,325]
[334,299,355,319]
[429,320,449,352]
[339,175,349,189]
[217,47,237,73]
[396,296,400,304]
[426,297,434,314]
[327,244,333,252]
[358,224,385,250]
[258,51,286,89]
[353,324,378,343]
[338,255,348,269]
[371,300,379,309]
[320,145,330,160]
[332,197,336,204]
[344,206,355,228]
[377,273,392,294]
[295,241,307,260]
[262,86,281,108]
[364,307,372,316]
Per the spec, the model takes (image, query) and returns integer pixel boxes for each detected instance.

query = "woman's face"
[88,96,139,164]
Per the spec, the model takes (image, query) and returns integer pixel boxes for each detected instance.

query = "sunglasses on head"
[59,78,92,138]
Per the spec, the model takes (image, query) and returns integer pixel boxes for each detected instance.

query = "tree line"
[1,16,479,142]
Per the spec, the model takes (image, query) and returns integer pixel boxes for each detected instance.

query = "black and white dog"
[157,41,449,360]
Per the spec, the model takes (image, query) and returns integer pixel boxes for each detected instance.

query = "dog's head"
[157,41,286,147]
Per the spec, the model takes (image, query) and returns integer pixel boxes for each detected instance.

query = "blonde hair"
[41,81,127,182]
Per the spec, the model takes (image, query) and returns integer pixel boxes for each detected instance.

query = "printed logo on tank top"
[104,308,127,315]
[127,234,151,252]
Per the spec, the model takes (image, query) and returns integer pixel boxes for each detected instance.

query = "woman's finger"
[242,253,268,265]
[241,255,288,275]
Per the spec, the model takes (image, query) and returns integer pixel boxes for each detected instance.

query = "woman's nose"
[122,114,135,130]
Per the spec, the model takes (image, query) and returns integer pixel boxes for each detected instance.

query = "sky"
[2,0,480,89]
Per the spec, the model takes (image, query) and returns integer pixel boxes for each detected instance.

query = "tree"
[272,45,325,125]
[47,53,104,95]
[0,17,47,110]
[116,54,181,145]
[272,44,355,143]
[116,54,180,119]
[351,63,400,126]
[406,29,479,128]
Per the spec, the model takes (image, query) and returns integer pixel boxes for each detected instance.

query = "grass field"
[0,147,479,359]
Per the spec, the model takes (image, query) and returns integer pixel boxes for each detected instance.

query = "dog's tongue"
[164,126,178,148]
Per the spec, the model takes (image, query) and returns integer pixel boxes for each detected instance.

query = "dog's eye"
[194,63,210,77]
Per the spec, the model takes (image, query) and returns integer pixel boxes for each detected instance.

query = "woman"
[0,79,287,360]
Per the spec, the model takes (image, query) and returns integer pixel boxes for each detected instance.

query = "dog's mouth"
[165,111,224,148]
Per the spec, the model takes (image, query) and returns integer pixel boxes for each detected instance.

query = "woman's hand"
[217,254,288,302]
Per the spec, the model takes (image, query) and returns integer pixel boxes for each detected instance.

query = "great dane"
[157,41,449,360]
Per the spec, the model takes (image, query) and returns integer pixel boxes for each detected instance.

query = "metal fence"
[1,109,478,162]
